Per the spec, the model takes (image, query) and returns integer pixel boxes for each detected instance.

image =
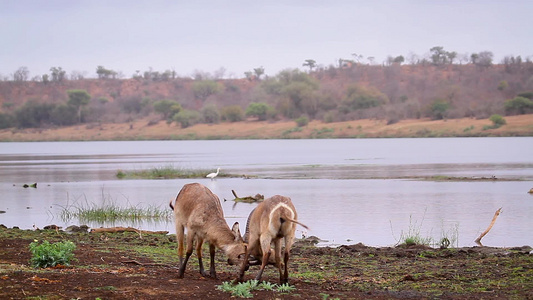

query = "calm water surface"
[1,138,532,247]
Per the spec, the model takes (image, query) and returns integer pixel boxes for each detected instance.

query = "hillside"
[0,62,532,139]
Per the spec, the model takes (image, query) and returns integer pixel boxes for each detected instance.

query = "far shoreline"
[1,115,532,142]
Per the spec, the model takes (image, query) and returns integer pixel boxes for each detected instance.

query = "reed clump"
[59,195,172,223]
[116,165,214,179]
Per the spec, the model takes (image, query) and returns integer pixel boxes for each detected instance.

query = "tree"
[244,71,254,81]
[430,46,448,65]
[192,80,221,102]
[302,59,317,72]
[153,99,180,120]
[470,53,479,64]
[446,51,458,64]
[13,66,29,81]
[50,67,66,82]
[351,53,363,63]
[476,51,494,67]
[96,66,117,79]
[393,56,405,64]
[253,67,265,80]
[429,99,450,120]
[504,96,533,115]
[245,102,271,121]
[67,90,91,123]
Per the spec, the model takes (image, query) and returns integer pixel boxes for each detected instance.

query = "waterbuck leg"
[196,237,207,277]
[238,250,251,282]
[176,225,185,267]
[178,232,195,278]
[282,250,290,284]
[209,243,217,278]
[178,250,192,278]
[273,239,283,283]
[255,249,271,282]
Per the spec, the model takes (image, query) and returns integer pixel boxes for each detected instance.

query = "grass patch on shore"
[116,165,212,179]
[58,194,172,223]
[115,165,242,179]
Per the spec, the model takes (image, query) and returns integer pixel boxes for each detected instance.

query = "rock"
[43,225,62,230]
[65,225,90,233]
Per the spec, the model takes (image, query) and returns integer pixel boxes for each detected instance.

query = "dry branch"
[90,226,168,237]
[475,207,502,246]
[121,260,172,267]
[225,190,264,203]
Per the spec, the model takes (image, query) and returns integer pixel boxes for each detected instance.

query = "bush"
[221,105,244,122]
[489,114,506,127]
[339,84,388,113]
[429,99,451,120]
[295,115,309,127]
[29,240,76,268]
[246,102,271,121]
[14,101,57,128]
[201,104,220,124]
[173,109,200,128]
[0,112,14,129]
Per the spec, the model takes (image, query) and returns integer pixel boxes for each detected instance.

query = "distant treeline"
[0,47,532,130]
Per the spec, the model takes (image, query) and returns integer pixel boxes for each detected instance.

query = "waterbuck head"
[225,222,246,266]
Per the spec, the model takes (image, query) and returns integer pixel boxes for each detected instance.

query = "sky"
[1,0,532,79]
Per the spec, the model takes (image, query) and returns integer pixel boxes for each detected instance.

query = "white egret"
[206,168,220,180]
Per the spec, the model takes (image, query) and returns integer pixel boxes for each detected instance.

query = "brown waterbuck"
[238,195,308,284]
[169,183,246,278]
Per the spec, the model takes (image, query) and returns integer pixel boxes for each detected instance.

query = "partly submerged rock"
[65,225,90,233]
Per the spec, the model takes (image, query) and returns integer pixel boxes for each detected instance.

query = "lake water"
[1,138,532,248]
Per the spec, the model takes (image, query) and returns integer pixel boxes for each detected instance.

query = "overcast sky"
[1,0,532,79]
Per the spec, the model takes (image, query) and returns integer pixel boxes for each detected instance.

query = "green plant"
[29,240,76,268]
[489,114,506,128]
[258,281,276,291]
[396,213,433,246]
[216,280,296,298]
[173,109,201,128]
[216,281,253,298]
[320,293,340,300]
[428,99,450,120]
[295,115,309,127]
[246,102,272,121]
[221,105,245,122]
[276,283,296,293]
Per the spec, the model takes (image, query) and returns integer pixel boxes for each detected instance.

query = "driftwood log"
[224,190,264,203]
[475,207,502,246]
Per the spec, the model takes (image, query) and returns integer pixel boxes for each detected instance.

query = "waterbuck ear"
[232,222,243,242]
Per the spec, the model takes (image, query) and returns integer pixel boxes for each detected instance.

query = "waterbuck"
[170,183,246,278]
[238,195,308,284]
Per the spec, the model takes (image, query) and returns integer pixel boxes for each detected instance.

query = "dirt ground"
[1,226,532,300]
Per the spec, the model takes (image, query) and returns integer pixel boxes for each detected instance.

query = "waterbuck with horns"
[238,195,308,284]
[169,183,246,278]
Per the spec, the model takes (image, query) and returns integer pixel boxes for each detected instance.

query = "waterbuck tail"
[285,217,309,230]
